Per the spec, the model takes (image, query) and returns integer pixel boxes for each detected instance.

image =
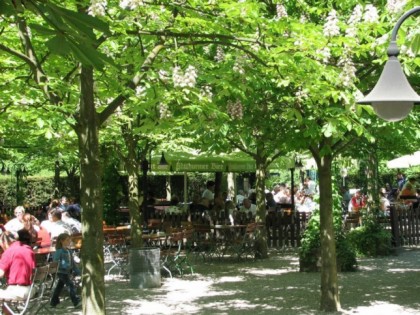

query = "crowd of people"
[341,173,419,216]
[149,177,319,226]
[0,196,82,308]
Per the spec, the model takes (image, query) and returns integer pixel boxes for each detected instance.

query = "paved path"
[48,247,420,314]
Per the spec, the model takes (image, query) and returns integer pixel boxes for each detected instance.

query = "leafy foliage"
[299,186,357,272]
[347,209,393,257]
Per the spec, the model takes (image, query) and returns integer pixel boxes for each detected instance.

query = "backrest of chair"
[71,233,83,249]
[46,261,59,291]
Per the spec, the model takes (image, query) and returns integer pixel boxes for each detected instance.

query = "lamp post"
[358,6,420,121]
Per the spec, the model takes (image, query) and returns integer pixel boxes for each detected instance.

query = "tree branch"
[98,42,166,124]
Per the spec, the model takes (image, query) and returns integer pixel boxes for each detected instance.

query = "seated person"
[240,198,257,217]
[0,230,36,300]
[166,195,182,214]
[4,206,25,238]
[348,190,366,213]
[379,188,390,214]
[399,177,417,199]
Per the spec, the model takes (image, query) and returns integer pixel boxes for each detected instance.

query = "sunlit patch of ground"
[51,246,420,315]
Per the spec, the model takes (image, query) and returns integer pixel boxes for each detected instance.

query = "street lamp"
[358,6,420,122]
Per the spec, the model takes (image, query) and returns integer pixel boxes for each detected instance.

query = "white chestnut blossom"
[135,85,146,97]
[338,56,356,87]
[348,5,363,25]
[363,5,379,23]
[316,47,331,64]
[323,10,340,37]
[159,103,172,119]
[227,100,243,120]
[295,88,308,101]
[88,0,107,17]
[200,86,213,100]
[346,5,363,38]
[233,54,246,74]
[401,45,415,58]
[276,4,288,19]
[172,65,198,88]
[215,46,225,62]
[386,0,407,14]
[119,0,144,9]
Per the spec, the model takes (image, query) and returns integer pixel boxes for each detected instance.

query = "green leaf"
[410,33,420,55]
[36,118,44,129]
[47,3,111,36]
[46,35,71,56]
[67,40,117,70]
[0,1,16,16]
[28,24,57,36]
[322,122,335,138]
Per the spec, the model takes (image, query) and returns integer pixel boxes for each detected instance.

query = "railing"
[266,210,310,248]
[390,203,420,246]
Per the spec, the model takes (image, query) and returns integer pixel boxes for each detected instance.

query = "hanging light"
[159,152,168,166]
[357,7,420,121]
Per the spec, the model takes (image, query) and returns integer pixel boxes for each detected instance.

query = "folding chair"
[1,265,49,315]
[35,261,59,314]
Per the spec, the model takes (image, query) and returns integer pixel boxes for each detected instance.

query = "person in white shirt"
[49,208,73,240]
[40,209,55,235]
[236,190,246,206]
[4,206,25,237]
[240,198,257,217]
[202,181,215,203]
[61,211,82,234]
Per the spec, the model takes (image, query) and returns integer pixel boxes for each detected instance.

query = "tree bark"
[318,155,340,312]
[76,65,105,314]
[254,156,268,258]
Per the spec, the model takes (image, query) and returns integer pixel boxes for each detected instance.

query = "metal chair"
[1,265,49,315]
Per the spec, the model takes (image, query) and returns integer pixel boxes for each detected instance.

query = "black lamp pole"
[290,165,295,210]
[141,158,149,211]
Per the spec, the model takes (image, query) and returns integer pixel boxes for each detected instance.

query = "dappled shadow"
[100,247,420,314]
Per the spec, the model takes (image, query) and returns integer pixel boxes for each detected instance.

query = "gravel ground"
[48,246,420,315]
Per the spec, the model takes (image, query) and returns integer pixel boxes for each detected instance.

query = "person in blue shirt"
[50,233,81,309]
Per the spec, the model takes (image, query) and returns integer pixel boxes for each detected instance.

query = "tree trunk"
[126,165,143,248]
[76,66,105,314]
[214,171,223,198]
[254,157,268,259]
[366,146,379,209]
[318,155,340,312]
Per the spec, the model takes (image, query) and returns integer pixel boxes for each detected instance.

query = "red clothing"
[0,241,35,285]
[350,195,366,212]
[37,226,51,248]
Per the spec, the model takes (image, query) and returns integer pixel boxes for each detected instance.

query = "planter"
[129,247,161,289]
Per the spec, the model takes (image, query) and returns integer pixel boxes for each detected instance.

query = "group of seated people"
[153,178,318,226]
[1,199,82,249]
[380,176,419,212]
[342,176,419,217]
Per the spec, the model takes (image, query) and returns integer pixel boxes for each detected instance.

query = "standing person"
[0,230,35,300]
[50,233,81,309]
[396,173,406,192]
[202,181,215,204]
[4,206,25,237]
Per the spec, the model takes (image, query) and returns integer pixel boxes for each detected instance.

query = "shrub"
[347,209,393,257]
[299,185,357,272]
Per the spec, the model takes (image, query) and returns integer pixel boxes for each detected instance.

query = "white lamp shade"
[358,57,420,122]
[372,101,413,122]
